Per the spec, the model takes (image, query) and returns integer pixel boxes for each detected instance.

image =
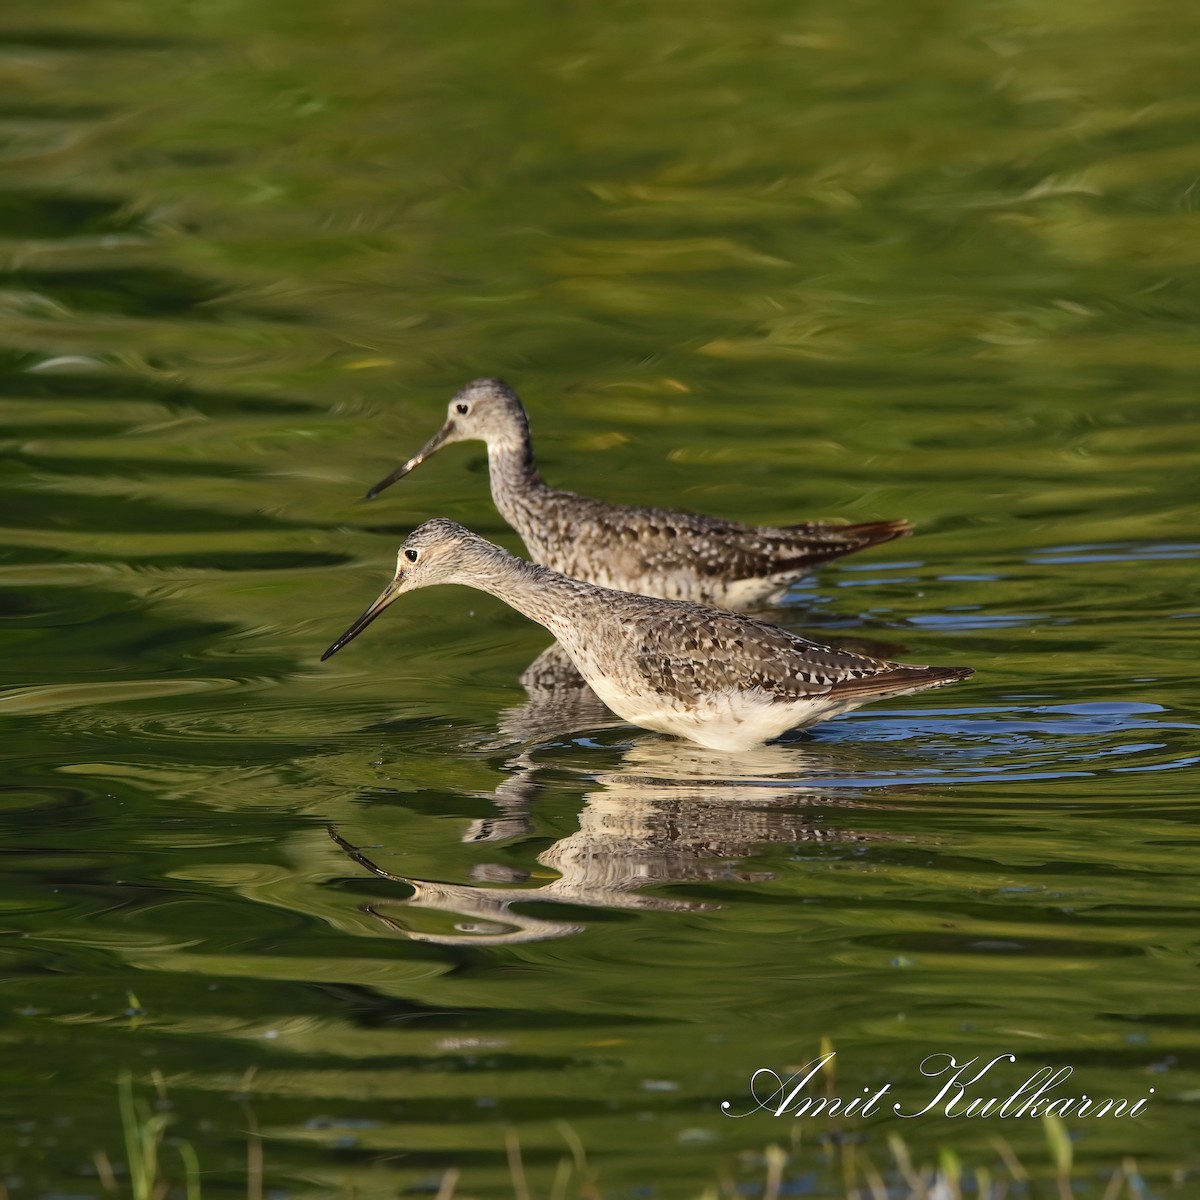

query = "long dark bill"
[363,421,455,500]
[321,581,402,661]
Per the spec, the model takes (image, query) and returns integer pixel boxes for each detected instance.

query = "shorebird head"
[321,520,492,661]
[364,378,528,500]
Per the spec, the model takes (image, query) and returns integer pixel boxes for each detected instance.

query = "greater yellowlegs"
[321,520,970,752]
[363,378,910,609]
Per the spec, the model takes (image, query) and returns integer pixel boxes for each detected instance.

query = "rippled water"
[2,0,1199,1195]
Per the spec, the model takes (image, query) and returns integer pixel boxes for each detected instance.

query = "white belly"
[566,665,827,753]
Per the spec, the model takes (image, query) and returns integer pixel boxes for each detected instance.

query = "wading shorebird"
[362,379,911,609]
[321,520,971,753]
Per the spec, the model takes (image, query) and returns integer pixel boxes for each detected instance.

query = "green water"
[2,0,1199,1195]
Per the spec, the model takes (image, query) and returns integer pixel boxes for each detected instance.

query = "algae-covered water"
[2,0,1199,1195]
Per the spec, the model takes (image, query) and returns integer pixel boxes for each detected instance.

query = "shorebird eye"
[456,403,469,415]
[404,549,418,563]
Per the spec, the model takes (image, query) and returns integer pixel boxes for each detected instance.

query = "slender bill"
[321,579,402,661]
[364,421,456,500]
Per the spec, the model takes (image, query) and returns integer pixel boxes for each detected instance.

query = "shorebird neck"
[487,430,548,521]
[452,546,592,639]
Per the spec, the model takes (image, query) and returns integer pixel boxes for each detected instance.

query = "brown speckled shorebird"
[321,520,970,753]
[363,378,910,609]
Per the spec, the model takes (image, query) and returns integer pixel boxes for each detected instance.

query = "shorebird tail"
[770,517,912,573]
[833,663,973,702]
[787,517,912,547]
[828,517,913,547]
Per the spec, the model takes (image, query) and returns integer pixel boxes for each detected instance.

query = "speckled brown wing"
[537,492,907,583]
[627,606,890,705]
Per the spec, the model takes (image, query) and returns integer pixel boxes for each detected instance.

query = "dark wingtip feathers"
[833,663,973,702]
[764,517,913,576]
[839,518,914,547]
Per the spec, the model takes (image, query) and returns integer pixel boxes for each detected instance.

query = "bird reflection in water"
[329,733,885,947]
[490,639,621,746]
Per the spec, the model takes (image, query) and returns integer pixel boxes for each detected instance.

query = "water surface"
[2,0,1198,1195]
